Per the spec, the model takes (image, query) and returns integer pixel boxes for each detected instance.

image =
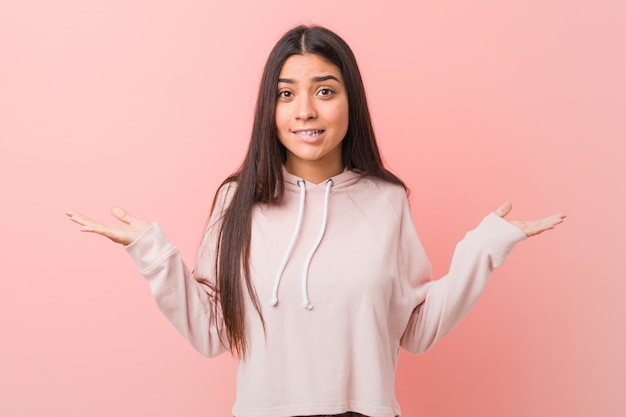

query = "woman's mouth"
[293,129,326,142]
[295,129,324,136]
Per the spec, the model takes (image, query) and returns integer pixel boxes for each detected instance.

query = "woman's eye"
[317,88,334,97]
[278,90,292,99]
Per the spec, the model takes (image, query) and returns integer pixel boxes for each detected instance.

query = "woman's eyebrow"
[277,75,341,84]
[311,75,340,83]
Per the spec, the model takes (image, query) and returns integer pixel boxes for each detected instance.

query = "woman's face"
[275,53,349,183]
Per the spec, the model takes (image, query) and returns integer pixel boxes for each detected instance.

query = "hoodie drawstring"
[270,179,306,306]
[270,178,334,309]
[301,179,333,309]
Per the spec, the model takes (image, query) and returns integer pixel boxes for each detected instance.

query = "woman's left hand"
[495,202,566,237]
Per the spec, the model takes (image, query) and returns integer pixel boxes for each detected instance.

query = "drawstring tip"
[304,303,313,310]
[270,298,278,307]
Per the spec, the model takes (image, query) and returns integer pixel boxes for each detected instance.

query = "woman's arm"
[66,206,228,357]
[400,203,565,354]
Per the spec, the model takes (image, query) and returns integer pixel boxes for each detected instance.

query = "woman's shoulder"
[204,179,238,228]
[357,174,408,200]
[350,174,410,217]
[214,179,238,207]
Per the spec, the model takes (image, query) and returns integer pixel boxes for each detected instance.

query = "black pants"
[300,413,368,417]
[237,412,368,417]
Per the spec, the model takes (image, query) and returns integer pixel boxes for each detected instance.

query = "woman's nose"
[295,96,317,120]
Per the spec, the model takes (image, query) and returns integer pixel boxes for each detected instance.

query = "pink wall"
[1,1,624,416]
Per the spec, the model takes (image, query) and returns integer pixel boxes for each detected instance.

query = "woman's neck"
[283,159,344,184]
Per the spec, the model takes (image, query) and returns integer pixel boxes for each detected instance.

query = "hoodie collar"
[281,166,362,190]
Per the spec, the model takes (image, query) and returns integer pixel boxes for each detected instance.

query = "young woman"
[66,25,565,417]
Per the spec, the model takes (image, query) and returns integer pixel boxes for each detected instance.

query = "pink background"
[1,0,624,416]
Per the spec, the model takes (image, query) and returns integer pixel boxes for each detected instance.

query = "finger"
[513,213,566,237]
[74,218,123,239]
[65,210,101,228]
[111,206,133,225]
[494,202,512,218]
[535,213,566,229]
[542,213,567,230]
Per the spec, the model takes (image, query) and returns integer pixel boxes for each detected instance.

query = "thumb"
[111,206,133,225]
[494,201,512,218]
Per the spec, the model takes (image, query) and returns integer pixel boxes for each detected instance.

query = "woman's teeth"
[301,130,323,136]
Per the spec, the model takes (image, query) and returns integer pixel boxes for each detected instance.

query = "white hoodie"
[125,168,526,417]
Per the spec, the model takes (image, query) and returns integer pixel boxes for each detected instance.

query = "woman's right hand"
[66,207,151,245]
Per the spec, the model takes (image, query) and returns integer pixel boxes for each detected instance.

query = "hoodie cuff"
[124,222,177,273]
[474,212,527,268]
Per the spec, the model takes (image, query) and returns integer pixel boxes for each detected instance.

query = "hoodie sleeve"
[399,204,527,354]
[123,183,235,357]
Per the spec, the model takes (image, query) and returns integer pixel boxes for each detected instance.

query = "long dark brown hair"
[210,25,406,357]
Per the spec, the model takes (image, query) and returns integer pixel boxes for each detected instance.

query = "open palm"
[66,207,151,245]
[494,202,565,237]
